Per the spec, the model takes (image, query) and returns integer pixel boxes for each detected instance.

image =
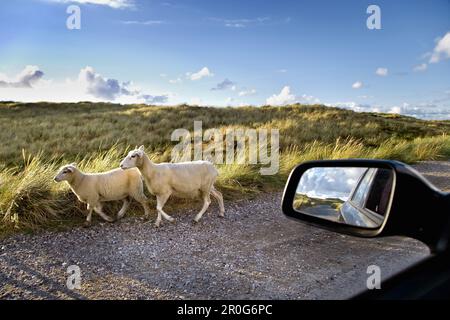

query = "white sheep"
[54,163,151,226]
[120,146,225,227]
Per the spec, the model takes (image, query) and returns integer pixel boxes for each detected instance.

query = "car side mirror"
[282,160,450,253]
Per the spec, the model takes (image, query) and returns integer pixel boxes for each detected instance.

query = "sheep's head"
[120,145,145,170]
[54,163,78,183]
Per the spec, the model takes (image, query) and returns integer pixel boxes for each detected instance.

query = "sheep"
[53,163,151,226]
[119,146,225,227]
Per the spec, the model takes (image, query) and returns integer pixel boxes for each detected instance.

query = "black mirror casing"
[282,159,450,252]
[384,162,450,252]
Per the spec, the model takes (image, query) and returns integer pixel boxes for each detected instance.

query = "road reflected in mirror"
[294,167,394,228]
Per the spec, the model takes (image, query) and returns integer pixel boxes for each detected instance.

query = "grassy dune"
[1,101,450,235]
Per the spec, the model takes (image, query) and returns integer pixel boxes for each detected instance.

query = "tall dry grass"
[1,102,449,235]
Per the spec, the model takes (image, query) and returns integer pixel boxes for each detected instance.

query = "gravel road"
[0,161,448,300]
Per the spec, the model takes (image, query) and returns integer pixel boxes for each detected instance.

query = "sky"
[297,167,366,201]
[0,0,449,119]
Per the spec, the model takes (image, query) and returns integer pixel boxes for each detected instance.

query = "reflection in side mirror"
[282,159,450,251]
[293,167,395,229]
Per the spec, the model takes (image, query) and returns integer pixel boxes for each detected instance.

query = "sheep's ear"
[138,145,145,151]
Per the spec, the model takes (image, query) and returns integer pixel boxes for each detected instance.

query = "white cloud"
[188,67,213,81]
[430,31,450,63]
[211,79,235,91]
[121,20,165,25]
[266,86,320,106]
[386,102,450,119]
[225,23,245,28]
[352,81,363,89]
[329,101,411,115]
[48,0,133,9]
[298,94,320,104]
[79,66,169,103]
[0,65,44,88]
[189,97,204,106]
[169,77,183,84]
[329,102,370,113]
[413,63,428,72]
[276,69,288,73]
[78,66,124,100]
[0,66,170,105]
[238,89,257,97]
[375,67,388,76]
[137,94,170,104]
[210,17,270,28]
[225,97,247,107]
[327,101,450,120]
[211,16,290,28]
[266,86,296,106]
[388,106,401,114]
[298,167,367,201]
[358,95,373,99]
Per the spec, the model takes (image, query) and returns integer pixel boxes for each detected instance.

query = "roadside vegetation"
[1,101,449,236]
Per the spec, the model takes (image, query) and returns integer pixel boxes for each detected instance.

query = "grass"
[1,101,450,236]
[293,194,343,212]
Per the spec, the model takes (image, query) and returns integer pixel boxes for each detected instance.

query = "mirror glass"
[294,167,394,228]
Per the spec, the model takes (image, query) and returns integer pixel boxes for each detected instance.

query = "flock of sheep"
[53,146,225,227]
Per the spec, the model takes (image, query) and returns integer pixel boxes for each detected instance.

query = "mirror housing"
[282,159,450,252]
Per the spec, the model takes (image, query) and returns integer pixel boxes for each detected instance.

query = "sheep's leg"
[155,212,162,228]
[141,201,151,220]
[211,187,225,217]
[131,193,151,220]
[194,193,211,223]
[155,193,174,227]
[86,209,93,224]
[117,198,131,220]
[84,204,93,227]
[93,203,115,223]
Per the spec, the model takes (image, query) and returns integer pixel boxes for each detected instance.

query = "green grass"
[293,194,343,212]
[1,101,450,236]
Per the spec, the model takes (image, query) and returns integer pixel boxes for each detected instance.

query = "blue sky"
[0,0,449,119]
